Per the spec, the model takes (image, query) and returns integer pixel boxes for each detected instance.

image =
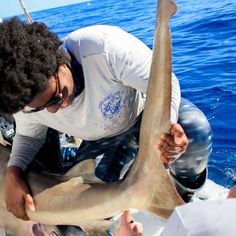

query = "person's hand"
[156,123,189,164]
[228,184,236,198]
[5,166,35,221]
[115,211,143,236]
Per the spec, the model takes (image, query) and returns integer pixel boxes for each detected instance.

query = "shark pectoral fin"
[63,159,103,184]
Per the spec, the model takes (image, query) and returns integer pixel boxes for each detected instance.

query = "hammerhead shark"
[0,0,184,234]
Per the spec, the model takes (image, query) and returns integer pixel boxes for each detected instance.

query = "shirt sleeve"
[8,112,48,171]
[8,134,46,171]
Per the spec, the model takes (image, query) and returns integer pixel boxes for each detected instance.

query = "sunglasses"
[23,73,63,113]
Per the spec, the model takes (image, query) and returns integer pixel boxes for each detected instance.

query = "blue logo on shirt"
[99,92,122,118]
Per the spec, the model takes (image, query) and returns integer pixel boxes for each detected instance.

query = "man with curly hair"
[0,17,211,221]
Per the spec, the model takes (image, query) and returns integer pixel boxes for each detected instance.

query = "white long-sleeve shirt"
[9,25,181,171]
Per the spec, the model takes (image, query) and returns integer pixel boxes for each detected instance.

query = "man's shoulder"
[66,25,125,39]
[64,25,124,45]
[63,25,133,58]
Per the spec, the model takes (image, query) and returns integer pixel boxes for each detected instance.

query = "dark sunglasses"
[23,73,63,113]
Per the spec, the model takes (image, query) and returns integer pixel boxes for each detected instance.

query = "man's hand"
[5,166,35,221]
[156,123,189,164]
[115,211,143,236]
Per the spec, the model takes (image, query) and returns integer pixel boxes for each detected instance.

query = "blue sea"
[13,0,236,189]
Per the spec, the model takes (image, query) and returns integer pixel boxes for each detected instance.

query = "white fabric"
[162,199,236,236]
[9,25,181,170]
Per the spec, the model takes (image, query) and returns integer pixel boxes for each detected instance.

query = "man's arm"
[8,134,46,170]
[6,119,47,220]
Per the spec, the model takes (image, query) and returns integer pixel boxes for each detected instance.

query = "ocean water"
[15,0,236,188]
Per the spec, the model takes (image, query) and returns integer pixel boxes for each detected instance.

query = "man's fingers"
[159,134,186,147]
[12,201,30,221]
[159,143,185,153]
[119,211,129,225]
[131,222,143,234]
[171,124,188,145]
[160,155,175,164]
[160,149,183,164]
[157,140,186,155]
[25,194,35,212]
[156,124,189,164]
[171,123,184,135]
[12,194,35,221]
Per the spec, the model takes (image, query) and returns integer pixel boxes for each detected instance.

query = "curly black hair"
[0,17,68,114]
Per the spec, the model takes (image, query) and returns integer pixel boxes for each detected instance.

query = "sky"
[0,0,90,18]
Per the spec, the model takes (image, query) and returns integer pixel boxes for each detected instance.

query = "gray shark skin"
[0,0,184,235]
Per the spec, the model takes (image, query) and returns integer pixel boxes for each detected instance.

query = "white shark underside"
[0,0,185,235]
